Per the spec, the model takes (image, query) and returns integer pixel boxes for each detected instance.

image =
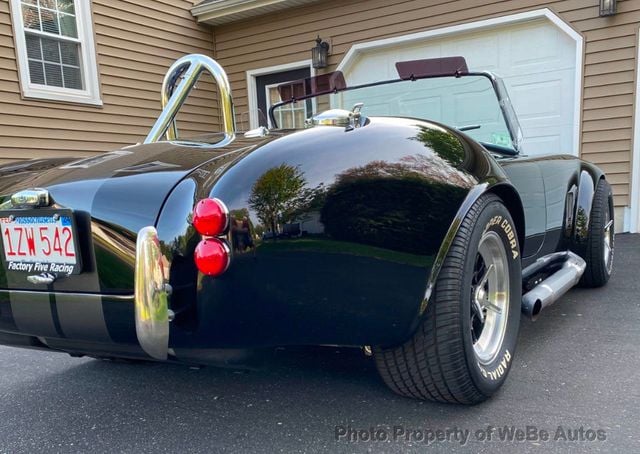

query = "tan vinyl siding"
[212,0,639,209]
[0,0,218,161]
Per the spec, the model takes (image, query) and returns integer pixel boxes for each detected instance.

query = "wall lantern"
[599,0,617,16]
[312,36,330,69]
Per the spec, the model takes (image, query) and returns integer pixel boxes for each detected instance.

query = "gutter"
[191,0,318,25]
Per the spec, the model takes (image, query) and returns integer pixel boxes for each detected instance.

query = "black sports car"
[0,55,614,404]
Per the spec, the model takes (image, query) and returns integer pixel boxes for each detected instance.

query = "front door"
[499,158,547,258]
[255,67,310,128]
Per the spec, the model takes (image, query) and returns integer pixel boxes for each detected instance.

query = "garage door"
[340,18,579,156]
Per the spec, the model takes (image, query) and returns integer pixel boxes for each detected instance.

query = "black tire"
[579,179,614,288]
[374,194,521,404]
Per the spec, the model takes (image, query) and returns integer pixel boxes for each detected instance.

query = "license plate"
[0,211,82,275]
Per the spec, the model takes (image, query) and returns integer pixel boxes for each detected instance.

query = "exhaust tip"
[522,297,543,321]
[530,299,542,321]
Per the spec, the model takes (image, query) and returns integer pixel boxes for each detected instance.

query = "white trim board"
[336,8,584,157]
[245,60,314,129]
[192,0,319,25]
[9,0,102,106]
[629,31,640,233]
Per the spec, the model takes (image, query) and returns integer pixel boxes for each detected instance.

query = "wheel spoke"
[477,263,494,289]
[472,298,485,323]
[472,256,485,285]
[603,215,613,268]
[604,219,613,232]
[483,299,502,315]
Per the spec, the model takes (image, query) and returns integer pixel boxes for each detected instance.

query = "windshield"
[271,74,518,151]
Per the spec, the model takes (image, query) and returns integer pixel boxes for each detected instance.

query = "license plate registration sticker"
[0,212,81,275]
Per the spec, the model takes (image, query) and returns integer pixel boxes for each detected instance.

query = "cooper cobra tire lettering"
[484,215,519,259]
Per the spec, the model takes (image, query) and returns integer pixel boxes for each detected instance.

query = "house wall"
[211,0,640,212]
[0,0,218,164]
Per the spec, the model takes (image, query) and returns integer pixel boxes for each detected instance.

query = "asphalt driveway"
[0,235,638,453]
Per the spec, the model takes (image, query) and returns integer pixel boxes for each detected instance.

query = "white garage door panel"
[344,19,578,156]
[509,23,564,69]
[510,69,576,154]
[446,34,500,71]
[511,79,564,118]
[520,133,562,154]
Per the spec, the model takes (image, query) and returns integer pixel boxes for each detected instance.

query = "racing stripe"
[3,142,215,344]
[0,291,18,332]
[9,291,59,337]
[5,177,105,340]
[55,293,112,342]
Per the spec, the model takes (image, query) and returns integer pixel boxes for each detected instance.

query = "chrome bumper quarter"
[135,226,172,360]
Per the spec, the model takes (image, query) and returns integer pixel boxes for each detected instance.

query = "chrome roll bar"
[144,54,235,145]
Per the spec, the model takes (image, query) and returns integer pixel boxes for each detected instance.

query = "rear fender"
[570,163,604,257]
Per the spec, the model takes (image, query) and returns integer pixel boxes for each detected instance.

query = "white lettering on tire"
[484,215,519,259]
[478,350,512,381]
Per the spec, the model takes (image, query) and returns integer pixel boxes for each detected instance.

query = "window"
[10,0,101,105]
[266,82,308,129]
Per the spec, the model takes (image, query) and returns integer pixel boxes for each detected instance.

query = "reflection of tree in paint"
[321,158,468,255]
[415,127,465,167]
[410,127,478,187]
[575,207,589,240]
[248,164,310,234]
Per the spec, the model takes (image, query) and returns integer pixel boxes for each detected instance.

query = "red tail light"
[192,198,228,236]
[194,238,230,276]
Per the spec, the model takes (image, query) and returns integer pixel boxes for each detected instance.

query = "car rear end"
[0,144,226,359]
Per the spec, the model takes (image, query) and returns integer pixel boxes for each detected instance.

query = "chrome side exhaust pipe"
[522,252,586,321]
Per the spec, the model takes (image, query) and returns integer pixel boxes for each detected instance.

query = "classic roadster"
[0,55,613,404]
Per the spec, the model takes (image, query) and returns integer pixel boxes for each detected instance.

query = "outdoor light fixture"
[599,0,617,16]
[312,36,330,69]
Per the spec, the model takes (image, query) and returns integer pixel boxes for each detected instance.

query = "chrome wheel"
[604,207,614,273]
[470,231,510,365]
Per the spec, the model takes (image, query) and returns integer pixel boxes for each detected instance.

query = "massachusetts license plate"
[0,211,82,275]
